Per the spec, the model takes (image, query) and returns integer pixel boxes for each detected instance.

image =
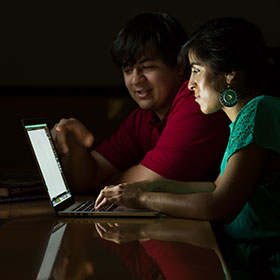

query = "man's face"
[122,57,184,120]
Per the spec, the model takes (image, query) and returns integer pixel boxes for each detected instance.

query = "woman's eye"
[191,68,200,74]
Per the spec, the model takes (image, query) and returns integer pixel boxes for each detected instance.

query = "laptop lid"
[22,118,75,212]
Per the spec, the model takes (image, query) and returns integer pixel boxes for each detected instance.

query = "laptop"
[22,118,161,217]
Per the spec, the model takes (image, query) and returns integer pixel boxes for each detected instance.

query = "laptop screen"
[24,122,72,207]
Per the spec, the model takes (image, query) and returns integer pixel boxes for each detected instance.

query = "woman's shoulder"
[222,95,280,170]
[256,95,280,112]
[235,95,280,152]
[255,95,280,122]
[234,95,280,127]
[228,95,280,151]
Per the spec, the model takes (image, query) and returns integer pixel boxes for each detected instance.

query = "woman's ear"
[225,71,236,84]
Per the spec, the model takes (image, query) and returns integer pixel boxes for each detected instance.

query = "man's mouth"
[135,89,151,99]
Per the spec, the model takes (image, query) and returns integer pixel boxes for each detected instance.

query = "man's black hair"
[111,12,188,68]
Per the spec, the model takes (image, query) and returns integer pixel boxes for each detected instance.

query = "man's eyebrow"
[138,58,155,64]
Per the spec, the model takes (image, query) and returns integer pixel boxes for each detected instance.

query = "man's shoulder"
[174,80,196,104]
[176,80,192,98]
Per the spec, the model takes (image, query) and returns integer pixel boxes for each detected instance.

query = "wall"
[1,91,136,172]
[1,0,280,87]
[1,0,280,173]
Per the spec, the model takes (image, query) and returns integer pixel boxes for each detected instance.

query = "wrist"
[138,191,149,209]
[138,223,150,240]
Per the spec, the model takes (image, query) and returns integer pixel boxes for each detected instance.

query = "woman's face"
[188,53,223,114]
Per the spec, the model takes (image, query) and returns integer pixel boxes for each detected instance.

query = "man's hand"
[51,118,94,156]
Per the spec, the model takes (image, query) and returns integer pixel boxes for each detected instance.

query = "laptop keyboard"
[73,201,117,212]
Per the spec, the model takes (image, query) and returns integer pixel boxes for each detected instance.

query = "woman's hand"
[95,222,147,244]
[94,181,148,210]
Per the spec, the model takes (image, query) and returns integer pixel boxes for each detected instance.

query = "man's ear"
[225,71,236,84]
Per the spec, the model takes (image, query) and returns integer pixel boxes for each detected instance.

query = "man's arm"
[63,149,164,193]
[104,161,164,185]
[50,118,117,193]
[52,117,165,193]
[61,148,118,193]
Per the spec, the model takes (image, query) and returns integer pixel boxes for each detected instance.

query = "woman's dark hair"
[179,17,275,92]
[111,12,188,68]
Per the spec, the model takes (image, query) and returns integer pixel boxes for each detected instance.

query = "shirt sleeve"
[141,91,230,181]
[254,97,280,154]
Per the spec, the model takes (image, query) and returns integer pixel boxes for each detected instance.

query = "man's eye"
[143,65,155,69]
[123,68,132,74]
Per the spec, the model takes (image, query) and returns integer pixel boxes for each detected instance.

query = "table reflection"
[0,217,229,280]
[94,218,228,280]
[42,218,227,280]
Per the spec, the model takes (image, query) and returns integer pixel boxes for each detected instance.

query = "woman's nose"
[188,79,196,90]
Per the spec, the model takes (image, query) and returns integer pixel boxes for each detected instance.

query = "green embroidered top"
[221,95,280,241]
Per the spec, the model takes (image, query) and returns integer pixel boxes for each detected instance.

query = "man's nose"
[131,68,145,84]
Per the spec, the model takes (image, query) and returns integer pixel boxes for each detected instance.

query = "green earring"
[219,85,239,107]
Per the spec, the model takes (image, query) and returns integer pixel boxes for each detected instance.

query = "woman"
[95,17,280,241]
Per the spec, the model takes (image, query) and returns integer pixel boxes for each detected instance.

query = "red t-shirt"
[95,80,230,181]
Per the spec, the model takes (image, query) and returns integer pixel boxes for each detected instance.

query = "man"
[51,12,229,193]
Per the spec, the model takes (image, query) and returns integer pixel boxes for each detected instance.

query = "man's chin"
[136,101,154,111]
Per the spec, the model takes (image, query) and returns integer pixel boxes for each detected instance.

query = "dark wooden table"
[0,198,230,280]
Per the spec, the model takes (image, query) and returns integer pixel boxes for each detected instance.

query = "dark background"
[1,0,280,87]
[1,0,280,172]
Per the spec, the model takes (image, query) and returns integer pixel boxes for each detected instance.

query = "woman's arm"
[140,143,269,221]
[94,180,215,210]
[95,143,270,222]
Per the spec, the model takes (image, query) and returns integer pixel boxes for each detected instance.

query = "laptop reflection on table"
[37,222,67,280]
